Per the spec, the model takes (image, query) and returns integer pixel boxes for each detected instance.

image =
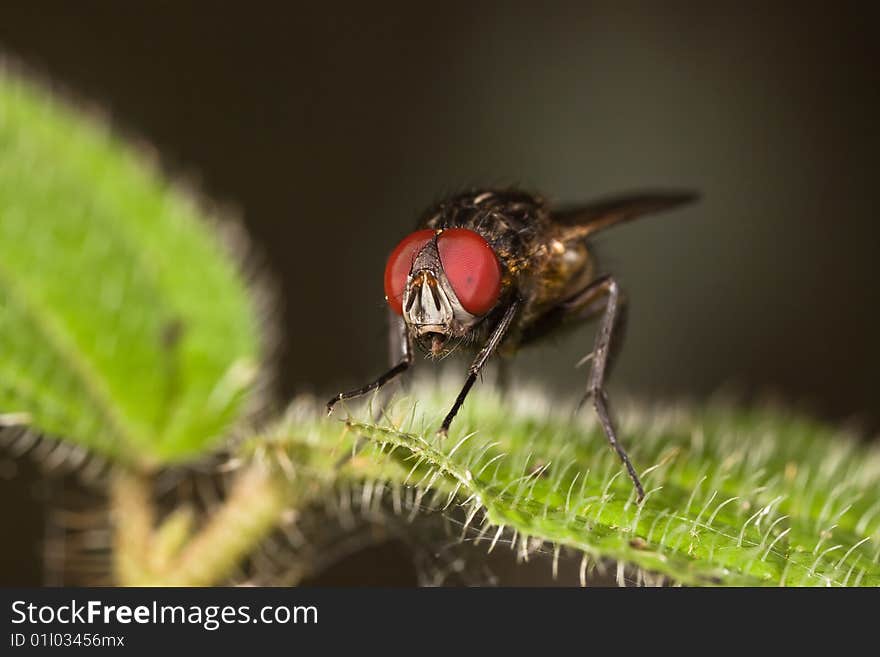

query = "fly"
[328,188,697,501]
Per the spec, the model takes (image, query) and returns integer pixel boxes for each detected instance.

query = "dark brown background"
[1,2,877,585]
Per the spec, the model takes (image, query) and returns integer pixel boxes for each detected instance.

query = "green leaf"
[250,380,880,586]
[0,70,261,466]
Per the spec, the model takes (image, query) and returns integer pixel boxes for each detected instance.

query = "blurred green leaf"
[0,70,261,466]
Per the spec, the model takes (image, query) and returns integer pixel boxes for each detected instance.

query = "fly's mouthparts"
[429,333,446,356]
[403,269,454,330]
[406,271,441,310]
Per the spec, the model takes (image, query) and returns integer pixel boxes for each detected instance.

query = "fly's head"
[384,228,503,357]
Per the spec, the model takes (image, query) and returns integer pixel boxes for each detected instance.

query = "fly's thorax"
[552,238,595,299]
[517,234,596,325]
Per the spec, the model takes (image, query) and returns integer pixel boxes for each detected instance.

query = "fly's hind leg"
[561,275,644,502]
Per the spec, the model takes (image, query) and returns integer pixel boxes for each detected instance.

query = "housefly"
[328,188,697,501]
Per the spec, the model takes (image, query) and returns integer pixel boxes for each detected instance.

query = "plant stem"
[158,466,289,586]
[110,468,156,586]
[149,506,195,575]
[110,464,291,586]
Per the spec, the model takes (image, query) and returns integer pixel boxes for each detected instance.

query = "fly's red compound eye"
[384,229,435,314]
[437,228,501,315]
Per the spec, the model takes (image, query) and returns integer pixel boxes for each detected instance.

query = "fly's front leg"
[327,311,413,416]
[374,307,412,416]
[438,299,521,437]
[331,312,412,469]
[568,275,644,502]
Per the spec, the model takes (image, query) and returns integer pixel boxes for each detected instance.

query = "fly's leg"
[331,312,412,469]
[566,275,644,502]
[438,300,521,437]
[377,306,412,410]
[327,312,413,415]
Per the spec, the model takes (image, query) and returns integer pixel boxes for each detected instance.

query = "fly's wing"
[552,191,698,239]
